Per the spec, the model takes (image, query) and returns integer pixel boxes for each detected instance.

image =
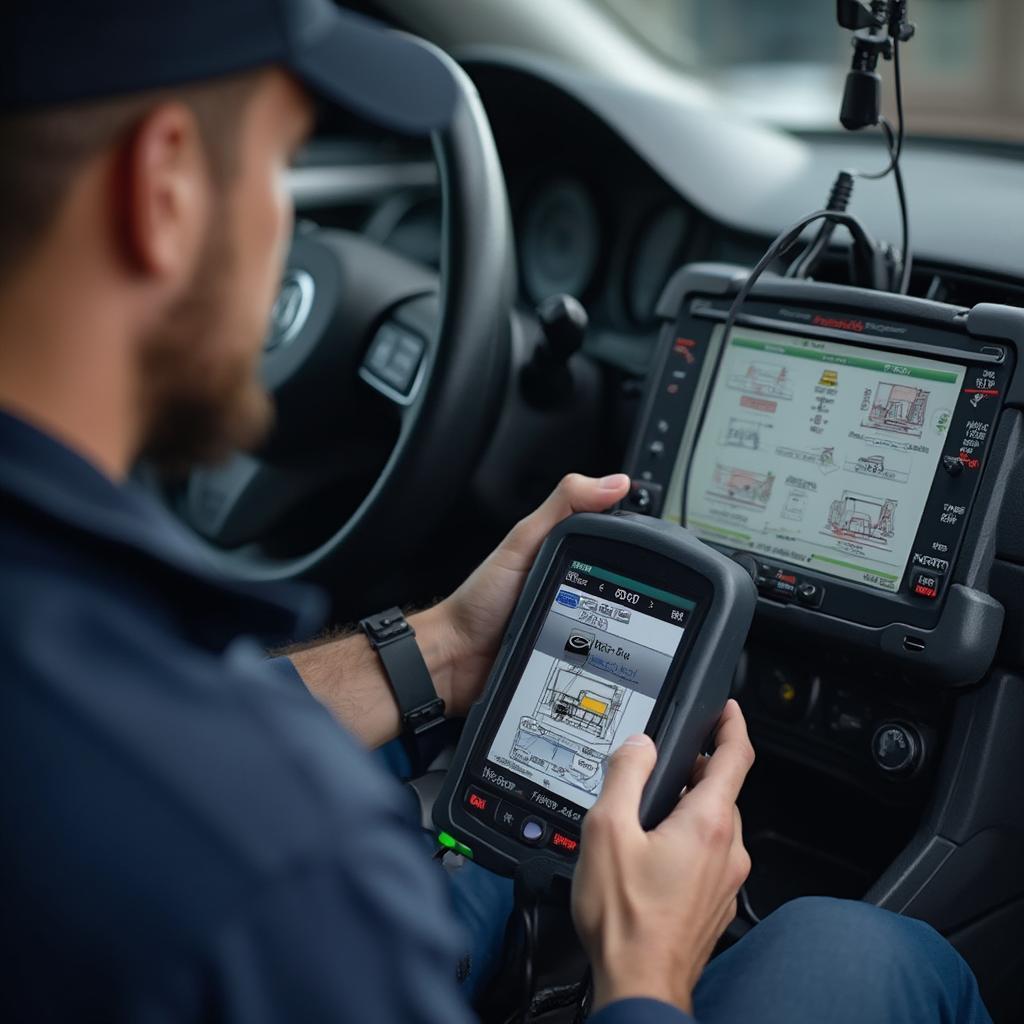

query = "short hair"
[0,71,262,285]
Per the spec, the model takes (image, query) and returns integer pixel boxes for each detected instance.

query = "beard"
[137,216,274,475]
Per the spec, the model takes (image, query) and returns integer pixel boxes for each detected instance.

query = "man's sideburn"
[138,207,274,475]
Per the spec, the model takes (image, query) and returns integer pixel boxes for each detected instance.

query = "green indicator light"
[437,831,474,859]
[810,554,899,580]
[687,518,752,543]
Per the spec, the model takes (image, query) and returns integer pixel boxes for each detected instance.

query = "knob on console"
[521,294,588,409]
[871,722,922,775]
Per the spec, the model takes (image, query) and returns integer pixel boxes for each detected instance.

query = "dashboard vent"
[908,264,1024,310]
[796,250,1024,310]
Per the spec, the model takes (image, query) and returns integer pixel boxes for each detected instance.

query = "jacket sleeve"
[262,653,310,693]
[203,845,476,1024]
[590,997,697,1024]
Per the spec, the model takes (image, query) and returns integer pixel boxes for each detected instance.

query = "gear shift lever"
[521,293,588,409]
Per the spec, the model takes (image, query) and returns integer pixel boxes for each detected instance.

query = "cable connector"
[786,171,856,281]
[826,170,856,213]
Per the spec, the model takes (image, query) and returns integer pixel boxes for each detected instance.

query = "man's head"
[0,70,314,471]
[0,0,456,478]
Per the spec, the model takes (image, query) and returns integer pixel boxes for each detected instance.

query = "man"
[0,1,992,1022]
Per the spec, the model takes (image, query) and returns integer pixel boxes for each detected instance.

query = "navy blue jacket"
[0,411,688,1024]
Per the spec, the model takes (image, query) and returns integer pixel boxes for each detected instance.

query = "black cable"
[889,37,912,293]
[721,207,883,352]
[739,884,761,925]
[510,901,538,1024]
[858,108,902,181]
[861,28,910,292]
[793,24,911,292]
[786,171,855,280]
[572,967,593,1023]
[865,61,910,293]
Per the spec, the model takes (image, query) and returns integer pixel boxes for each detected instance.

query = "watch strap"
[359,608,446,737]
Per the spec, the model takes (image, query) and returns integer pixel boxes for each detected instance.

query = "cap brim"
[285,3,457,137]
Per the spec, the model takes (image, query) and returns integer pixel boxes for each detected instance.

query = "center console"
[623,264,1023,686]
[620,264,1024,964]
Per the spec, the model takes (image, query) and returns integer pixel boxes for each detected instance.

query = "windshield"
[594,0,1024,142]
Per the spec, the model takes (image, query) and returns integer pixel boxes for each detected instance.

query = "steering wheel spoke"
[182,452,325,548]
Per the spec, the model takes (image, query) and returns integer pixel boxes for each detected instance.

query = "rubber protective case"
[433,511,757,878]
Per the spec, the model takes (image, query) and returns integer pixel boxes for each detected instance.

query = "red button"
[910,570,940,600]
[464,787,491,815]
[550,831,580,856]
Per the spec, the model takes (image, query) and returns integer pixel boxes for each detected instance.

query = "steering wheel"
[169,50,514,583]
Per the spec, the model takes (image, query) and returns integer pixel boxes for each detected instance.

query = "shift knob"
[536,293,588,362]
[521,294,588,409]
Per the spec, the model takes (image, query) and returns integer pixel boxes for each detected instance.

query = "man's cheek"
[272,183,293,277]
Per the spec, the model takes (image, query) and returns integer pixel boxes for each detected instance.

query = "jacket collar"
[0,409,326,646]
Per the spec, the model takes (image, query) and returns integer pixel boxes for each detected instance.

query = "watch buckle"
[367,612,414,648]
[405,697,446,735]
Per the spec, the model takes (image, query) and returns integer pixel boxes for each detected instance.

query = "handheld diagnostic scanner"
[433,511,757,878]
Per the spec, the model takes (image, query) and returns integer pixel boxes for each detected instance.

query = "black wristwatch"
[359,608,447,763]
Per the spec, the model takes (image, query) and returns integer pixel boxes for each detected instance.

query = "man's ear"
[119,102,210,284]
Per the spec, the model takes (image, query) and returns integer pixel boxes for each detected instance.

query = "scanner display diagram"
[486,581,683,809]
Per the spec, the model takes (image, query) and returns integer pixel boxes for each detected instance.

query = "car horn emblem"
[265,269,314,352]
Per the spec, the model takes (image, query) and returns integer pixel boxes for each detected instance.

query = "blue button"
[521,818,545,844]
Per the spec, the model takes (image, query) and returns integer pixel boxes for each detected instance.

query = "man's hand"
[433,472,630,717]
[571,700,755,1015]
[286,473,628,748]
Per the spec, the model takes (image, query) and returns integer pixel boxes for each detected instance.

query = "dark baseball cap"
[0,0,457,136]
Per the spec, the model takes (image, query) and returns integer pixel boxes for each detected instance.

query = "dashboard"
[622,265,1018,684]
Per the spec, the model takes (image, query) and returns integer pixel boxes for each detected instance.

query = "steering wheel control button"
[910,569,941,599]
[549,830,580,857]
[520,816,547,846]
[363,323,424,397]
[872,723,922,775]
[366,322,400,372]
[493,800,525,836]
[464,787,492,817]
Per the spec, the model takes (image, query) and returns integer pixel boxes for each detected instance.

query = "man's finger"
[659,702,753,833]
[587,733,656,824]
[688,753,711,788]
[688,700,755,806]
[499,473,631,570]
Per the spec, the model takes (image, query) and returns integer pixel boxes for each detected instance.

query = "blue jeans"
[378,741,516,1001]
[442,868,992,1022]
[380,744,991,1022]
[693,896,992,1024]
